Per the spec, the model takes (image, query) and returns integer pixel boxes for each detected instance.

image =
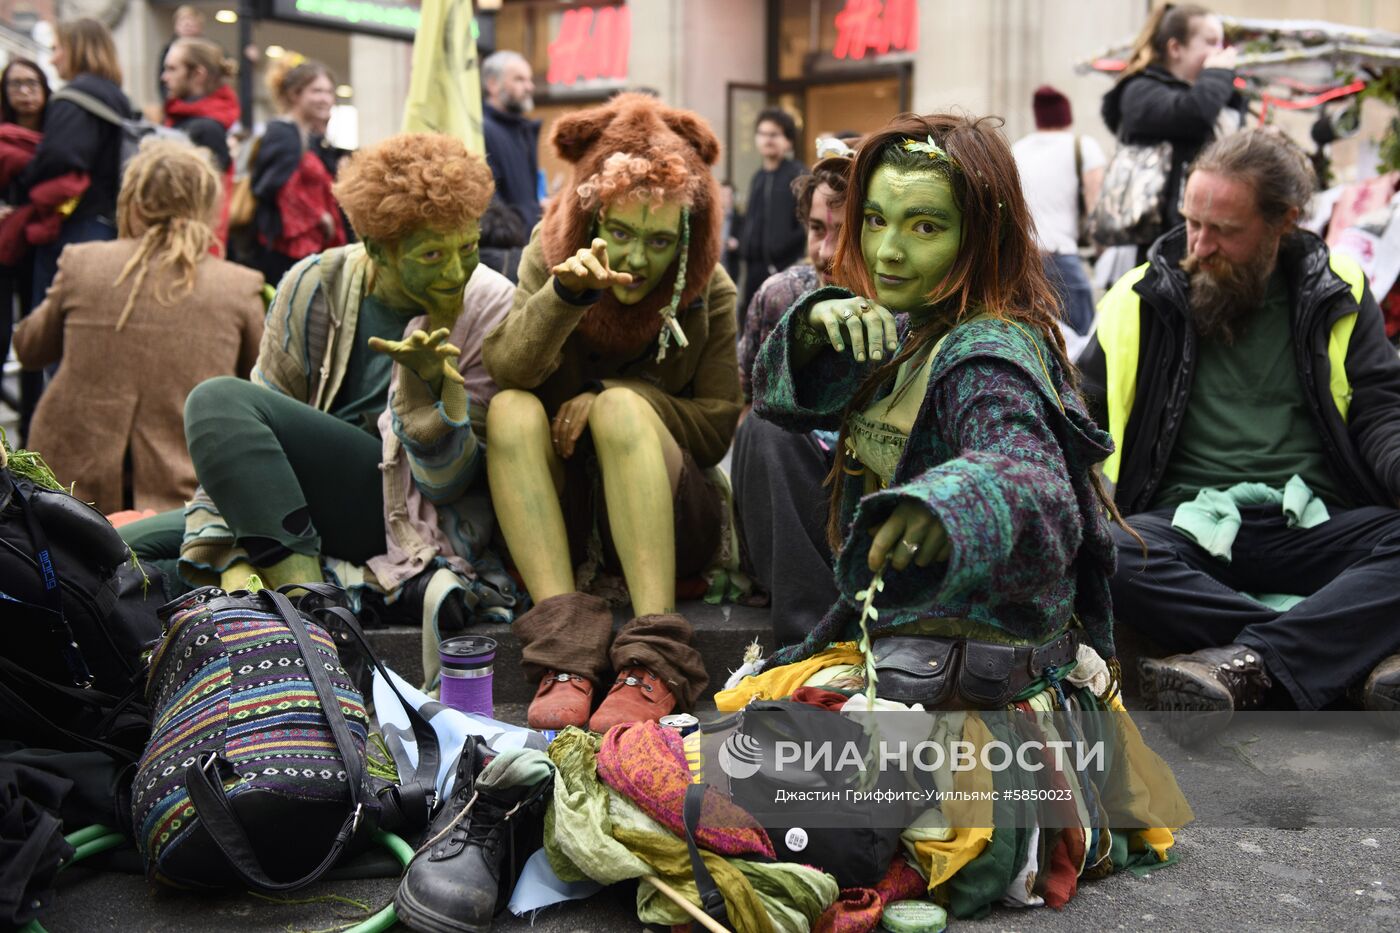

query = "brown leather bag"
[226,136,262,230]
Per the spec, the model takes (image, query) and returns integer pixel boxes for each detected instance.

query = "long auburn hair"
[822,112,1134,550]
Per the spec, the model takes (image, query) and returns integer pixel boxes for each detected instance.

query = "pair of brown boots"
[513,591,708,734]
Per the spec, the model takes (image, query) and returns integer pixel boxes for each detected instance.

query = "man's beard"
[505,94,534,115]
[1180,240,1279,345]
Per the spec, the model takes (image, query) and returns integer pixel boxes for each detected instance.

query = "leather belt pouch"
[958,641,1021,707]
[872,636,959,706]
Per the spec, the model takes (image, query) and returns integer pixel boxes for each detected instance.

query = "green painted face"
[860,165,963,316]
[369,223,482,329]
[597,200,683,305]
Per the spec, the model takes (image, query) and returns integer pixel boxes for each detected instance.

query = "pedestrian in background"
[0,57,47,442]
[162,37,240,244]
[245,55,345,288]
[1101,2,1243,262]
[481,50,542,234]
[1013,85,1105,335]
[21,18,131,311]
[157,5,207,100]
[737,107,807,322]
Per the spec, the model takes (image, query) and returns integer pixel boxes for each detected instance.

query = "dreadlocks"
[113,137,221,331]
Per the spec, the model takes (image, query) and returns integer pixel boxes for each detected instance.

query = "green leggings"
[121,377,386,574]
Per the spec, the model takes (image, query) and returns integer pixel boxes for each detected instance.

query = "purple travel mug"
[438,635,496,718]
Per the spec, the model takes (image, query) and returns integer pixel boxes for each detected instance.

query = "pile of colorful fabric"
[542,636,1187,930]
[711,641,1186,923]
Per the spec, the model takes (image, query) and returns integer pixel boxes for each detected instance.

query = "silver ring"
[840,308,854,320]
[562,418,571,424]
[902,539,920,555]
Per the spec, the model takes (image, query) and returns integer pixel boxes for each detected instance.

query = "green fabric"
[1152,272,1346,509]
[329,292,417,436]
[946,715,1031,919]
[475,747,554,791]
[183,378,386,562]
[544,729,649,885]
[1170,474,1331,562]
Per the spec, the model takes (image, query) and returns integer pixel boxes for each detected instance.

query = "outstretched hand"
[367,327,464,394]
[806,296,900,364]
[552,238,633,293]
[868,500,951,572]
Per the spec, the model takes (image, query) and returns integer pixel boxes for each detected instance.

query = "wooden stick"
[642,874,727,933]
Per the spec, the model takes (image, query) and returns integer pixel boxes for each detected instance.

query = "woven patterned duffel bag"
[132,586,379,890]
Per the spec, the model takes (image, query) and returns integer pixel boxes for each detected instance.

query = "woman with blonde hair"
[242,54,345,285]
[20,17,131,308]
[1100,2,1244,259]
[14,139,265,514]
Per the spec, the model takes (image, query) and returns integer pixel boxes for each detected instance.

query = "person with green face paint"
[746,112,1186,916]
[481,93,742,733]
[119,133,522,646]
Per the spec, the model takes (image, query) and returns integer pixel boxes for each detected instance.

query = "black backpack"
[0,466,166,766]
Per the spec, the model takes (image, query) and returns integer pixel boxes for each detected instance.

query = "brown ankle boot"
[528,671,594,730]
[512,592,614,729]
[588,667,676,733]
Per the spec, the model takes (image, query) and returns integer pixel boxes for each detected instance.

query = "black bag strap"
[315,602,441,831]
[0,656,142,762]
[51,86,129,128]
[682,783,735,931]
[7,474,94,688]
[181,589,368,892]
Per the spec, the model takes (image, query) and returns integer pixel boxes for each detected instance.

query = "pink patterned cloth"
[595,721,775,859]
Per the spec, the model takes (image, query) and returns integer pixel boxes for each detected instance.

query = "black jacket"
[252,119,302,246]
[170,116,230,171]
[1101,65,1244,232]
[738,158,807,271]
[1079,227,1400,515]
[482,103,541,234]
[21,73,130,224]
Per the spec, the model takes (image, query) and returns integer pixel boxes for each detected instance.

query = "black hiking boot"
[1140,643,1272,743]
[394,739,551,933]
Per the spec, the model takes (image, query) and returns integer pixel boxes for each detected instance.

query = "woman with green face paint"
[747,114,1182,914]
[482,93,742,733]
[119,133,523,649]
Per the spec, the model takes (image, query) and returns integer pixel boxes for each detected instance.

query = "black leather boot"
[394,739,551,933]
[1140,643,1272,743]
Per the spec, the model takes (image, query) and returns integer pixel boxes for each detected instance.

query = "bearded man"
[1080,128,1400,734]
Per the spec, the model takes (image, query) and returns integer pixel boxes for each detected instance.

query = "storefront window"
[493,1,628,93]
[491,1,629,200]
[776,0,917,80]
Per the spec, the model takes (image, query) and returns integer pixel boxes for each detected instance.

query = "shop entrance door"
[726,66,910,194]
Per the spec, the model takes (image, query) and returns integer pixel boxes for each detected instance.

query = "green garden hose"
[21,825,413,933]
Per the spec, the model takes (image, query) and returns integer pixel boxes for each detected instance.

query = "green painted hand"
[367,327,464,395]
[867,500,950,572]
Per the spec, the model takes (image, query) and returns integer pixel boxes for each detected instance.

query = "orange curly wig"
[333,132,494,246]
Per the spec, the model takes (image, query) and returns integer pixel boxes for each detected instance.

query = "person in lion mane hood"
[482,92,741,733]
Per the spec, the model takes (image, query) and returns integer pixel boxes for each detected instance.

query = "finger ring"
[902,539,920,555]
[859,300,870,311]
[563,418,572,424]
[840,308,854,320]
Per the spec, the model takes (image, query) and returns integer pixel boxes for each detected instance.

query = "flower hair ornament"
[902,135,959,173]
[656,207,691,362]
